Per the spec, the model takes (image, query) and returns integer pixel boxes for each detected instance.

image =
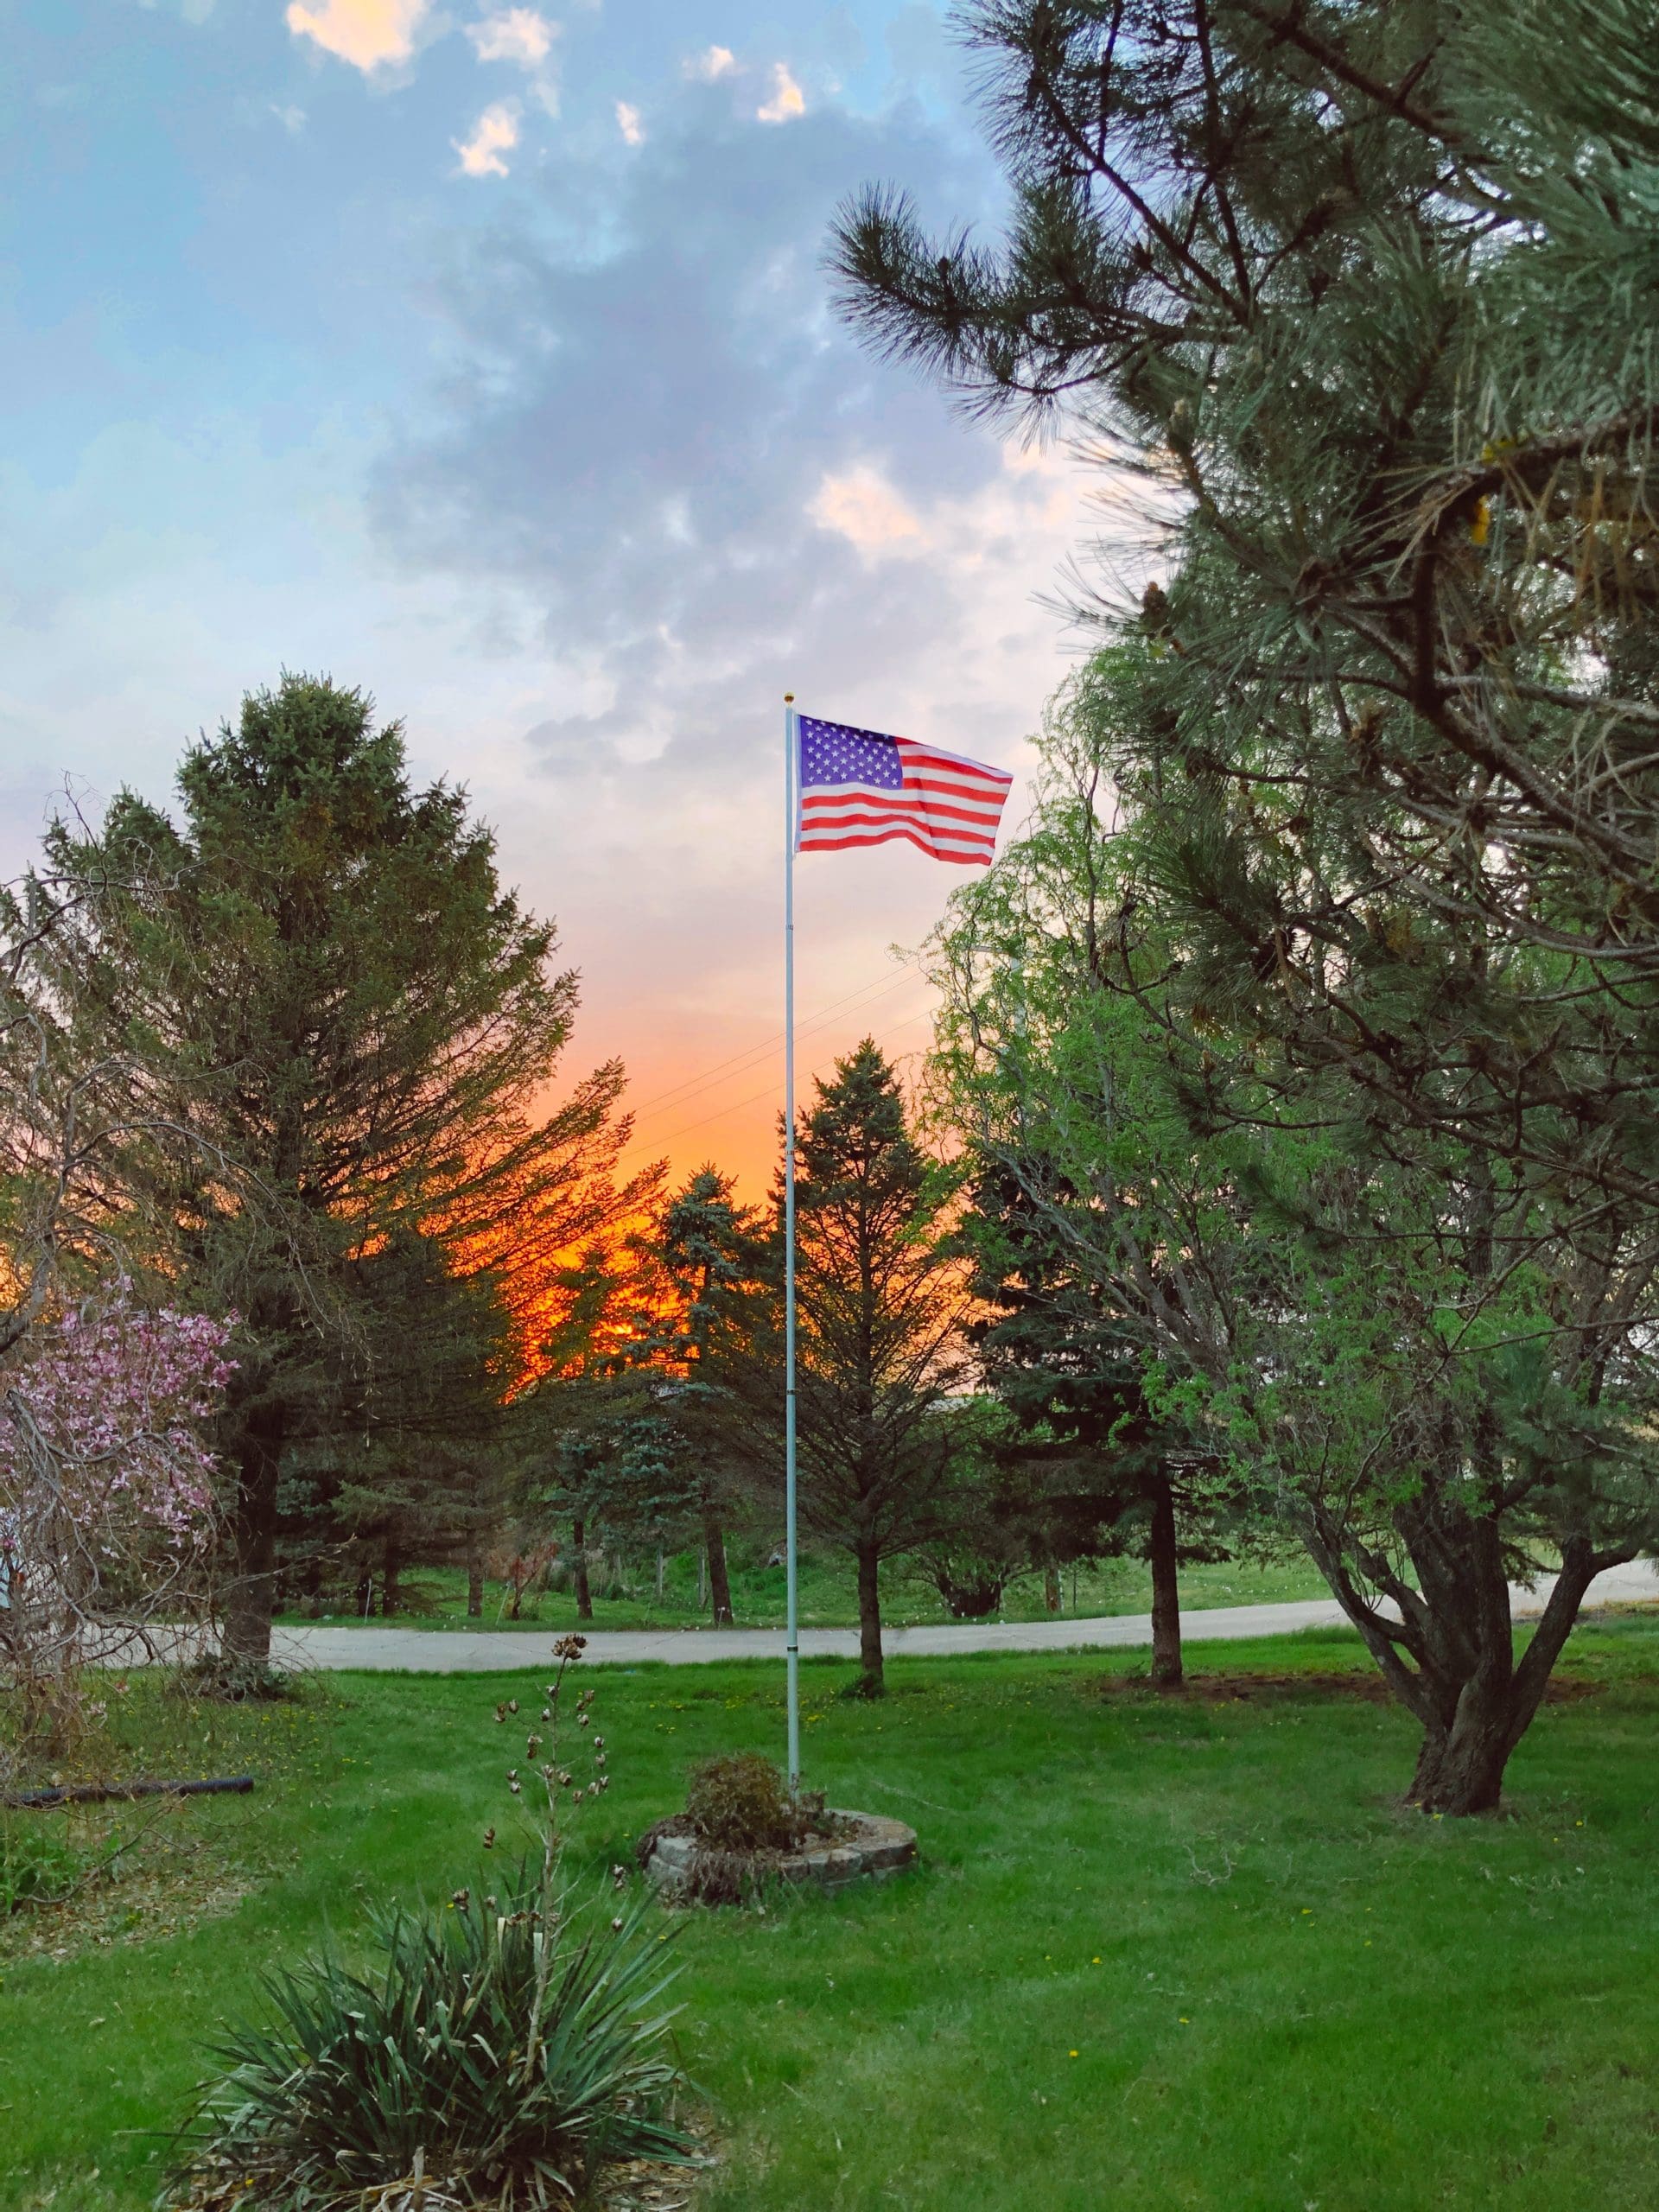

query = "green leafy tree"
[927,663,1659,1809]
[29,677,645,1664]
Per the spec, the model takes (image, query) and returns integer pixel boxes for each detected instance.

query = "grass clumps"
[0,1817,84,1915]
[171,1866,689,2210]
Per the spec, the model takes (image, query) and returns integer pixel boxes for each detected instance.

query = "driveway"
[270,1559,1659,1673]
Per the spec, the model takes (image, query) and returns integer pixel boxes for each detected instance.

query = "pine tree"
[964,1166,1236,1687]
[753,1041,974,1694]
[618,1168,766,1625]
[29,677,644,1665]
[836,0,1659,1812]
[833,0,1659,1217]
[927,654,1659,1811]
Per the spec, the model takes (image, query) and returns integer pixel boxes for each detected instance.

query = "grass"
[275,1542,1332,1632]
[6,1612,1659,2210]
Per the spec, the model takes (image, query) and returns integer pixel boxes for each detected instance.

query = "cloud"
[755,62,804,124]
[614,99,645,147]
[467,9,556,67]
[285,0,430,71]
[270,103,308,133]
[685,45,736,81]
[453,101,520,177]
[369,81,1119,1195]
[372,82,1103,817]
[810,466,923,556]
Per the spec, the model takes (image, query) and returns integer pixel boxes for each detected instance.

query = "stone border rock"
[645,1810,917,1900]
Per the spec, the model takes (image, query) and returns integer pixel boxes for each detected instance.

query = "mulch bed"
[1096,1669,1602,1707]
[597,2126,718,2212]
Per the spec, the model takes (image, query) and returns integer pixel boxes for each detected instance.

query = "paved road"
[270,1559,1659,1674]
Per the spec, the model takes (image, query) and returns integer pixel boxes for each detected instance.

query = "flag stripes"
[795,717,1012,866]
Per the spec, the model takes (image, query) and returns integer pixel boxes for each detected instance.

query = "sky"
[2,0,1134,1196]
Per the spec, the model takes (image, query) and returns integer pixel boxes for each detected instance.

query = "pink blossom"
[0,1285,235,1547]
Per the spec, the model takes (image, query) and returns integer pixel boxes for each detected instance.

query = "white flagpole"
[783,692,800,1793]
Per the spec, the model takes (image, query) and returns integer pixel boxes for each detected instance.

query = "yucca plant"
[173,1637,691,2208]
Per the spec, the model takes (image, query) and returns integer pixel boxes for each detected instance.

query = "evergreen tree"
[28,677,645,1664]
[928,659,1659,1810]
[749,1041,975,1694]
[836,0,1659,1811]
[618,1167,766,1625]
[513,1246,674,1622]
[964,1166,1236,1685]
[834,1,1659,1201]
[289,1232,512,1617]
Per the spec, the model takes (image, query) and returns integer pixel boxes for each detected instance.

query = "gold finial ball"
[785,692,795,702]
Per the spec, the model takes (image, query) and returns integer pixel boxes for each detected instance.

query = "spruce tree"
[30,677,641,1664]
[837,0,1659,1811]
[965,1166,1236,1686]
[620,1168,765,1625]
[295,1231,512,1617]
[762,1041,973,1694]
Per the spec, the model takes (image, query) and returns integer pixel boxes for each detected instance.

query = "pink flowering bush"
[0,1283,235,1749]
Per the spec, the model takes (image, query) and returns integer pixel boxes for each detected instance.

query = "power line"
[646,1005,937,1152]
[626,959,922,1125]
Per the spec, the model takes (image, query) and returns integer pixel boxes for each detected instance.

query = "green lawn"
[276,1543,1332,1631]
[7,1614,1659,2211]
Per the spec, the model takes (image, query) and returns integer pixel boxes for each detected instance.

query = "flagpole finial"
[784,692,795,703]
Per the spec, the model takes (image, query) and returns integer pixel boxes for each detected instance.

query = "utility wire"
[645,1006,937,1152]
[626,957,927,1128]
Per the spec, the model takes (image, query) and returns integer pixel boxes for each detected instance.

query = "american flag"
[795,715,1013,866]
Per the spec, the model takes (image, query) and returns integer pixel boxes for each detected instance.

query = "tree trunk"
[855,1541,884,1695]
[221,1407,283,1669]
[1408,1694,1513,1815]
[1043,1564,1061,1615]
[1308,1510,1618,1815]
[382,1539,403,1619]
[702,1503,734,1625]
[296,1552,325,1619]
[1148,1471,1183,1688]
[656,1548,665,1603]
[572,1517,593,1621]
[466,1541,484,1619]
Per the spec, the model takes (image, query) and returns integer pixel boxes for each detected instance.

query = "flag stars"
[798,717,904,791]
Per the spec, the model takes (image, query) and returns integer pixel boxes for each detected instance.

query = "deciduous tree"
[0,1281,233,1747]
[928,663,1659,1809]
